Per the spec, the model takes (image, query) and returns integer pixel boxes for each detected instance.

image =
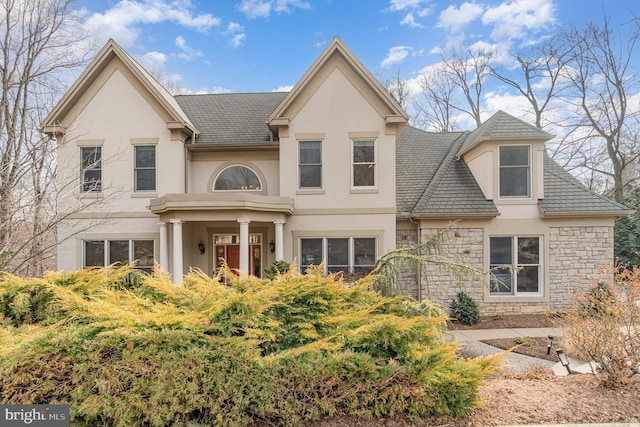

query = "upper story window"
[352,140,376,188]
[80,146,102,193]
[134,145,156,192]
[489,236,541,296]
[299,140,322,189]
[214,165,262,191]
[499,146,530,198]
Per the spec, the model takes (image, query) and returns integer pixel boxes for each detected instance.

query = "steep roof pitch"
[268,36,408,129]
[175,93,287,144]
[397,127,499,218]
[41,39,195,135]
[457,110,553,157]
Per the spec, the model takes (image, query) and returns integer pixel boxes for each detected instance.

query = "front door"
[214,233,263,277]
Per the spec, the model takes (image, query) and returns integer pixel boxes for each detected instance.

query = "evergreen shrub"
[0,265,498,426]
[449,291,479,325]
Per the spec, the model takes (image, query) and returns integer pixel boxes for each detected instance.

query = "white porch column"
[274,219,285,261]
[170,219,183,284]
[238,217,250,277]
[158,222,169,273]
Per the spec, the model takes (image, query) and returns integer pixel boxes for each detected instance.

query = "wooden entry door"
[215,243,262,277]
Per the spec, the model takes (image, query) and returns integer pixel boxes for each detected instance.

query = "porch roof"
[149,193,295,215]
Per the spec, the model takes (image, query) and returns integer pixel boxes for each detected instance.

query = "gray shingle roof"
[396,126,463,213]
[540,153,631,215]
[397,127,499,217]
[175,93,287,144]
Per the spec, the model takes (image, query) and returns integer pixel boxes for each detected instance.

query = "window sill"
[296,189,325,195]
[78,192,103,200]
[350,188,378,194]
[131,192,158,198]
[485,294,546,303]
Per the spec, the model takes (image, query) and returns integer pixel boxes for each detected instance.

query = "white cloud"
[138,51,167,70]
[175,36,203,60]
[387,0,433,27]
[274,85,294,92]
[224,22,246,48]
[238,0,310,19]
[400,12,423,28]
[482,0,556,41]
[83,0,221,48]
[436,2,484,33]
[381,46,411,68]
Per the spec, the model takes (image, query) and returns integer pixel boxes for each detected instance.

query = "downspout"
[184,129,195,193]
[409,216,422,302]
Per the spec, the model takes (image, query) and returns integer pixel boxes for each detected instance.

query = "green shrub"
[449,292,479,325]
[0,266,499,425]
[264,260,290,280]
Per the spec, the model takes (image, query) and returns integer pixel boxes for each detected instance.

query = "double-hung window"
[300,237,377,275]
[81,147,102,193]
[299,141,322,189]
[134,145,156,192]
[84,239,155,271]
[489,236,541,295]
[499,146,530,198]
[352,140,376,188]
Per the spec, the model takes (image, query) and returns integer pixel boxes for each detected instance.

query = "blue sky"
[75,0,639,97]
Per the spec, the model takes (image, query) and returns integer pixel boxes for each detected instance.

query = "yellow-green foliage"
[0,265,499,426]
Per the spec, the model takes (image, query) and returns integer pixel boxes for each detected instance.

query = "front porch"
[150,193,294,283]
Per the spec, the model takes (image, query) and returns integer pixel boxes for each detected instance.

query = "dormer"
[456,111,553,205]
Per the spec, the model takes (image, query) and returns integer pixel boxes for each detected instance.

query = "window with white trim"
[213,165,262,191]
[299,140,322,189]
[84,239,155,271]
[352,140,376,187]
[489,236,541,295]
[300,237,377,275]
[499,146,530,198]
[80,147,102,193]
[134,145,156,192]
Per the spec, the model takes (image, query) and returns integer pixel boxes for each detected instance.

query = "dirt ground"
[307,314,640,426]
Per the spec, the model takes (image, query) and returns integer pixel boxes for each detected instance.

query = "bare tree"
[563,16,640,202]
[378,67,411,113]
[413,65,461,132]
[0,0,91,275]
[490,36,572,129]
[438,43,496,128]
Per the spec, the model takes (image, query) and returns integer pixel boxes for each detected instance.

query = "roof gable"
[41,39,195,136]
[457,110,553,157]
[268,36,408,132]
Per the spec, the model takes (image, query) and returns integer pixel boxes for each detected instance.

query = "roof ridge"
[175,91,289,98]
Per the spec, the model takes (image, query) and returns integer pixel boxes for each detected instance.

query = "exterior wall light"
[555,348,572,374]
[198,241,206,255]
[269,240,275,253]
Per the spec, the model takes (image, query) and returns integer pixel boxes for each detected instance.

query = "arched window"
[213,165,262,191]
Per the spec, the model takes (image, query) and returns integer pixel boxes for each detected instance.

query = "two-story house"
[42,36,629,315]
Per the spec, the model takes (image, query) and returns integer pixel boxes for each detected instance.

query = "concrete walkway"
[446,327,594,375]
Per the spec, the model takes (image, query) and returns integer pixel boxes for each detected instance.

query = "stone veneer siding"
[547,226,614,308]
[395,225,614,316]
